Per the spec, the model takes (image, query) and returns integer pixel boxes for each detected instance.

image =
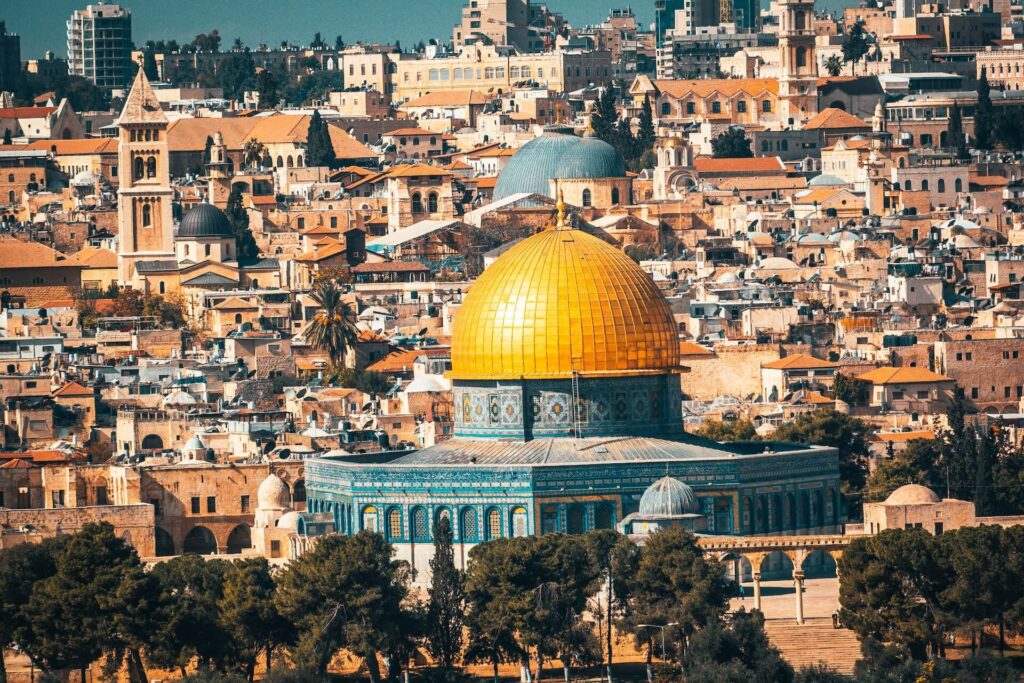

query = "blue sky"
[5,0,850,59]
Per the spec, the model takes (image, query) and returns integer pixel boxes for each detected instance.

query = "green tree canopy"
[225,186,260,263]
[774,409,870,512]
[683,610,793,682]
[274,532,411,679]
[694,418,757,442]
[711,127,753,159]
[306,280,358,367]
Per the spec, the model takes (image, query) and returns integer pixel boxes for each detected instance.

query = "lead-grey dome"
[555,130,626,180]
[639,476,701,516]
[493,129,582,200]
[178,203,233,238]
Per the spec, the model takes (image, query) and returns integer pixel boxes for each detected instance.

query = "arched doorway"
[801,549,838,578]
[182,526,217,555]
[292,479,306,503]
[141,434,164,450]
[226,524,252,554]
[155,527,175,556]
[762,549,795,580]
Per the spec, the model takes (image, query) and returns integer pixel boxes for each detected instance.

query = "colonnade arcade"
[697,534,852,624]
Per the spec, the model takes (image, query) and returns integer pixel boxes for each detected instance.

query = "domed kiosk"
[619,476,706,535]
[304,199,843,579]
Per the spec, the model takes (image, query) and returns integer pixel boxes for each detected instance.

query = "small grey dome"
[808,173,848,187]
[639,476,701,516]
[178,203,233,238]
[555,131,626,180]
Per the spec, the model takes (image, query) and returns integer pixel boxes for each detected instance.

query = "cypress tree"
[637,93,655,151]
[225,187,259,263]
[975,68,994,151]
[425,515,465,671]
[305,110,336,168]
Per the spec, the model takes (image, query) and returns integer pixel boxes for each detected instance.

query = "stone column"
[793,570,805,624]
[753,572,763,612]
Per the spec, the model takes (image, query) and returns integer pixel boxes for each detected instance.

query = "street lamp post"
[638,622,679,661]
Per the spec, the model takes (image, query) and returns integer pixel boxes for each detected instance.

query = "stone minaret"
[206,131,232,209]
[116,69,175,285]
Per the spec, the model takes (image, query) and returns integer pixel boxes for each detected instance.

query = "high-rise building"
[0,22,21,94]
[67,3,133,91]
[654,0,685,45]
[452,0,563,52]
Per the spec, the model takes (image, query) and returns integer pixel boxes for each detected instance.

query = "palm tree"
[824,55,843,78]
[306,280,358,367]
[242,139,267,171]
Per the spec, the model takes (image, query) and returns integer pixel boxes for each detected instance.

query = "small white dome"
[72,170,97,187]
[405,376,446,393]
[257,472,292,510]
[638,476,701,516]
[276,511,301,530]
[884,484,940,505]
[183,433,205,453]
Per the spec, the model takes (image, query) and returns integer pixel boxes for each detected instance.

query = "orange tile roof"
[366,347,449,373]
[295,244,347,263]
[762,354,839,370]
[652,78,778,99]
[857,366,952,384]
[73,245,118,268]
[0,450,70,464]
[803,107,871,130]
[679,341,714,356]
[386,163,452,178]
[694,156,786,175]
[27,138,118,155]
[0,106,56,119]
[53,381,92,397]
[474,176,497,189]
[876,430,936,442]
[971,175,1008,188]
[0,239,85,270]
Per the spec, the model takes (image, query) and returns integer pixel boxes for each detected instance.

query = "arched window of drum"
[388,507,402,539]
[511,506,528,537]
[486,508,501,540]
[460,507,477,542]
[428,192,438,213]
[581,188,592,207]
[436,507,451,529]
[611,188,620,205]
[567,505,585,534]
[411,192,423,213]
[362,505,378,532]
[594,503,613,530]
[412,506,429,541]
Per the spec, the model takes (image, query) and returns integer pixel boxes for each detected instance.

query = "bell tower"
[777,0,818,128]
[116,69,175,285]
[206,131,232,209]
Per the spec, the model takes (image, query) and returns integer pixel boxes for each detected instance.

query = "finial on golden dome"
[554,190,567,230]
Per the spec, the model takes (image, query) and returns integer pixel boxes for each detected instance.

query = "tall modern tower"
[67,3,133,91]
[0,22,20,94]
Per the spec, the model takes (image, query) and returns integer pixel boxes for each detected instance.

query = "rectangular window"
[96,486,108,505]
[956,352,963,361]
[241,495,250,513]
[206,496,216,513]
[917,390,928,399]
[191,497,200,514]
[52,490,65,507]
[971,387,979,399]
[151,497,161,517]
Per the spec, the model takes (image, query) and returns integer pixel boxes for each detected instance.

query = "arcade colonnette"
[304,203,841,578]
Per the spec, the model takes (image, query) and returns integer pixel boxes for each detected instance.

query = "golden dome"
[450,227,680,380]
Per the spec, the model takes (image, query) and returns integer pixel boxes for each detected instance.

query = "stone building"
[861,483,1024,535]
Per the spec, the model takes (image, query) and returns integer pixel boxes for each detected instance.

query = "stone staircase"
[763,617,862,675]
